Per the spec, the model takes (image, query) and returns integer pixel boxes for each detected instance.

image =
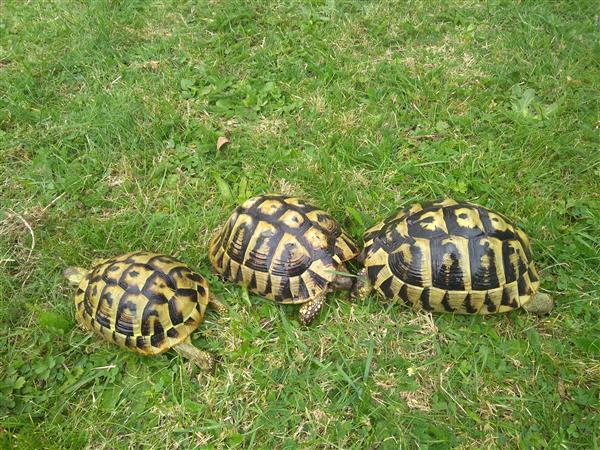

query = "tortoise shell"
[208,194,359,304]
[73,251,209,355]
[361,199,540,314]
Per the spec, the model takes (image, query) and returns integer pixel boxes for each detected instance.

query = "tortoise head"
[63,266,88,286]
[329,263,357,292]
[330,273,354,291]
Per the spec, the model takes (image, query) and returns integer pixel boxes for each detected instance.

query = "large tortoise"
[355,199,554,315]
[208,194,359,324]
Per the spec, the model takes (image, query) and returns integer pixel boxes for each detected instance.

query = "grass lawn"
[1,0,599,448]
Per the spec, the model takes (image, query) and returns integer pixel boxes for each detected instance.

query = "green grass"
[1,0,599,448]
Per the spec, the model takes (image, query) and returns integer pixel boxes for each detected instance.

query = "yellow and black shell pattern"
[208,194,359,304]
[362,199,540,314]
[73,252,209,355]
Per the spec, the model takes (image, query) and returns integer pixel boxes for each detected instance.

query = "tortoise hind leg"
[173,341,215,372]
[208,294,228,315]
[522,293,554,315]
[298,292,326,325]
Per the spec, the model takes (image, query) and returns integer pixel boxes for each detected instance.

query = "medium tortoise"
[208,194,359,324]
[64,251,224,370]
[356,199,553,314]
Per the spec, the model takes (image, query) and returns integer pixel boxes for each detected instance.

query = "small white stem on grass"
[439,372,469,417]
[8,209,35,264]
[41,191,66,212]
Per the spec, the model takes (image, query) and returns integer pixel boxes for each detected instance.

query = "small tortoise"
[356,199,553,314]
[64,251,224,370]
[208,194,359,324]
